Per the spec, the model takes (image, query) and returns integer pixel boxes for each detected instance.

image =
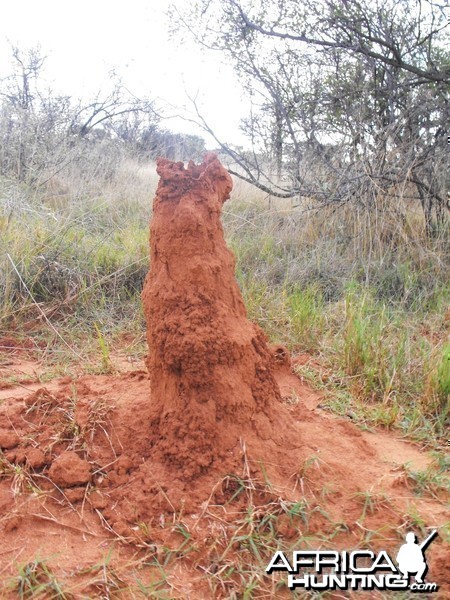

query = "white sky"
[0,0,249,147]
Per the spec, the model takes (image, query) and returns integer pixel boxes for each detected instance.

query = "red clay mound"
[142,154,284,478]
[89,155,302,527]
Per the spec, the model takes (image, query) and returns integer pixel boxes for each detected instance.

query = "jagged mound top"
[155,153,232,203]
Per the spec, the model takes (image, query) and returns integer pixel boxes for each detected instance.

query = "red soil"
[0,365,448,596]
[0,156,448,596]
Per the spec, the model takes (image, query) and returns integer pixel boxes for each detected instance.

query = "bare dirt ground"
[0,339,448,598]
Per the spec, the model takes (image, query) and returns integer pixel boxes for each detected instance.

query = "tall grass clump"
[286,285,325,351]
[339,285,409,401]
[0,163,154,348]
[225,183,449,444]
[423,342,450,428]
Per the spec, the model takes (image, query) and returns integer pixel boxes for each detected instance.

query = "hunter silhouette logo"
[396,530,438,584]
[266,529,439,592]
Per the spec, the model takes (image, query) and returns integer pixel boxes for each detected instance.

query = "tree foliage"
[174,0,449,235]
[0,46,206,187]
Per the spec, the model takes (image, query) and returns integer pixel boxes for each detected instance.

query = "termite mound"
[142,153,286,479]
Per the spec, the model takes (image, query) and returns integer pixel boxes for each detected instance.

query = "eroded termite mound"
[142,153,284,478]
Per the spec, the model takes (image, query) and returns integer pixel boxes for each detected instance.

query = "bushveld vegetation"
[1,151,448,445]
[0,29,448,444]
[0,0,449,593]
[1,152,448,596]
[175,0,449,238]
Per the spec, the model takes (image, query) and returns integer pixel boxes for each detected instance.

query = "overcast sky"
[0,0,248,147]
